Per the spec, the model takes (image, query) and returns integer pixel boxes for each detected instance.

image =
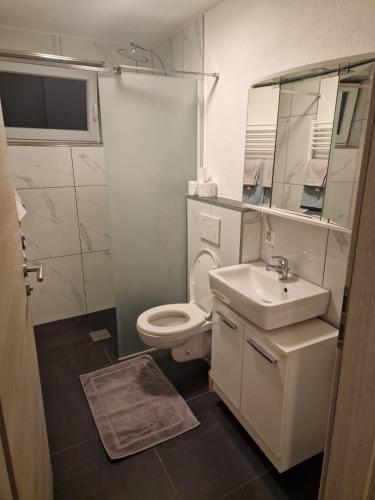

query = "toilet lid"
[189,249,219,317]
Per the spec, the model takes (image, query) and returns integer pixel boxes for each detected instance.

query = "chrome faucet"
[265,256,290,280]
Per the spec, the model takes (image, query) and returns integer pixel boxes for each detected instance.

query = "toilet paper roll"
[197,167,208,183]
[198,181,217,197]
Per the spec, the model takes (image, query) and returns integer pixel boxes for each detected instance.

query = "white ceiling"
[0,0,222,46]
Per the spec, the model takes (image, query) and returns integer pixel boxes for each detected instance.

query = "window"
[0,61,100,143]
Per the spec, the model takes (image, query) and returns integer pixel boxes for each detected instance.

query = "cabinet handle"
[217,311,237,330]
[246,339,278,364]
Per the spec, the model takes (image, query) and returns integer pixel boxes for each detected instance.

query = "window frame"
[0,61,100,144]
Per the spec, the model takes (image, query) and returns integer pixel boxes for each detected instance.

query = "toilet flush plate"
[200,213,221,245]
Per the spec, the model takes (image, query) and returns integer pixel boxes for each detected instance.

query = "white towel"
[243,159,261,186]
[304,159,328,188]
[262,159,274,188]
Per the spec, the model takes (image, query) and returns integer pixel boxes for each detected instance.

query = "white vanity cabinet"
[211,298,338,472]
[210,303,244,408]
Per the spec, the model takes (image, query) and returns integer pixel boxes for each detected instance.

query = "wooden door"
[0,108,53,498]
[320,65,375,499]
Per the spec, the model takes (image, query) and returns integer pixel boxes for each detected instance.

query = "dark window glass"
[0,72,87,131]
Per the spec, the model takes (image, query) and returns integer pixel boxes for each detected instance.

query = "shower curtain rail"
[113,64,219,78]
[0,49,219,78]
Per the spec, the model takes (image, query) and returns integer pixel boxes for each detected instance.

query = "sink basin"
[209,261,329,330]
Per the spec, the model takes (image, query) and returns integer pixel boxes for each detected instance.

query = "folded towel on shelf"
[300,186,325,213]
[243,159,262,186]
[304,159,328,188]
[262,159,274,188]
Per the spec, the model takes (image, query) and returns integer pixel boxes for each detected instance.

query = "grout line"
[70,146,88,314]
[102,345,114,365]
[154,447,182,500]
[58,35,63,56]
[29,249,113,263]
[16,183,107,190]
[321,226,331,286]
[50,436,98,457]
[218,470,270,500]
[185,390,210,403]
[40,342,101,375]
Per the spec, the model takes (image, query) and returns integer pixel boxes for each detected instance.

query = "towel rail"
[245,124,277,159]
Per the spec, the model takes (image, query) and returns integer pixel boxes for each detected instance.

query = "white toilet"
[136,249,220,362]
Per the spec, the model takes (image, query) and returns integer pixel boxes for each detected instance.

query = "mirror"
[323,62,375,227]
[243,57,375,229]
[271,74,339,215]
[242,85,279,206]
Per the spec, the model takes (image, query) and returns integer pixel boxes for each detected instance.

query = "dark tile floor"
[35,309,323,500]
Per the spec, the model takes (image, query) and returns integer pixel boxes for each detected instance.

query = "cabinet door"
[241,325,287,457]
[211,302,244,408]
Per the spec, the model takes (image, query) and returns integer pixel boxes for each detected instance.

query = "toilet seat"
[136,248,219,352]
[137,303,206,340]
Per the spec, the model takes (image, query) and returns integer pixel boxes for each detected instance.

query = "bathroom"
[0,0,375,499]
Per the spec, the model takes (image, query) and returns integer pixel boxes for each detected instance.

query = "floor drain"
[89,329,111,342]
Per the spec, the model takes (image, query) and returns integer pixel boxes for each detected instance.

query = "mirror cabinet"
[242,59,375,230]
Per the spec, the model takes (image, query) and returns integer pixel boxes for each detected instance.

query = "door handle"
[23,264,43,282]
[216,311,238,330]
[246,338,279,364]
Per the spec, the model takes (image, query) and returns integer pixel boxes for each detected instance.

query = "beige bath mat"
[80,355,199,459]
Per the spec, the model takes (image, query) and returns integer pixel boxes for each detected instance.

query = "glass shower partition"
[98,72,198,357]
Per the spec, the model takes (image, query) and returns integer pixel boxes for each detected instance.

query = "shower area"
[100,69,197,357]
[0,19,218,358]
[97,43,214,358]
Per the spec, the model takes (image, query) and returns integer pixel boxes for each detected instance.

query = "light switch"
[200,213,221,245]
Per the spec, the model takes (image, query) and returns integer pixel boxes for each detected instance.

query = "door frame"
[319,63,375,499]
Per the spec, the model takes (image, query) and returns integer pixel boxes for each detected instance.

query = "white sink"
[209,261,329,330]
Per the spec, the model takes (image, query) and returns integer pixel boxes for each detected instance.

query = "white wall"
[204,0,375,200]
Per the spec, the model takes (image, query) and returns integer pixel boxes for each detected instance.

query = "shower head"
[116,43,149,64]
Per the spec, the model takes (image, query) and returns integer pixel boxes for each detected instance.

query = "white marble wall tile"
[291,79,320,116]
[0,27,60,54]
[170,32,184,71]
[327,148,358,182]
[29,255,85,325]
[82,251,115,313]
[8,146,73,188]
[187,199,210,274]
[72,147,106,186]
[347,119,364,148]
[284,114,313,185]
[241,211,262,263]
[352,85,372,122]
[183,17,203,73]
[19,187,80,260]
[261,215,328,285]
[281,184,304,213]
[60,36,126,65]
[322,231,351,327]
[273,117,289,183]
[153,42,173,70]
[76,186,111,252]
[348,182,359,229]
[278,84,293,118]
[211,205,241,267]
[271,182,284,208]
[323,182,353,227]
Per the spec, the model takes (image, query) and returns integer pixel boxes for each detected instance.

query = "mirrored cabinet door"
[242,86,279,206]
[323,61,375,228]
[271,74,339,215]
